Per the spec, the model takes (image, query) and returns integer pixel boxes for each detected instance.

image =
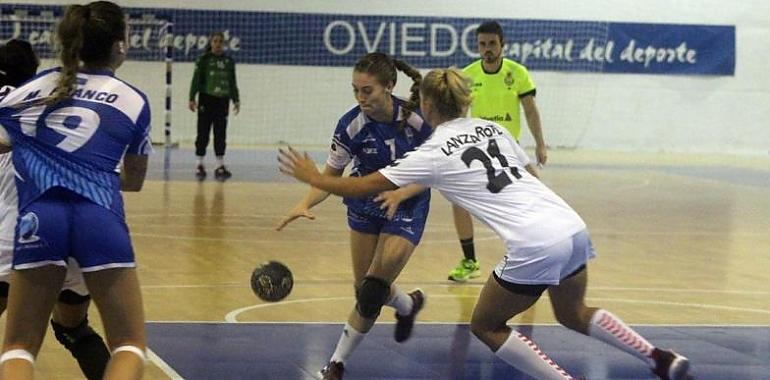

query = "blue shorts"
[346,207,427,246]
[13,188,135,272]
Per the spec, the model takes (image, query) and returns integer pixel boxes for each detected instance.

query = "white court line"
[146,347,184,380]
[223,294,770,323]
[140,283,770,295]
[131,232,499,244]
[130,222,770,237]
[225,297,349,322]
[591,286,770,294]
[131,229,769,244]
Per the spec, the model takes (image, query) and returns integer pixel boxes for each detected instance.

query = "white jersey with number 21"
[380,117,586,255]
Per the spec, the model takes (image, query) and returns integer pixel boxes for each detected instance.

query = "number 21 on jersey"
[461,138,521,193]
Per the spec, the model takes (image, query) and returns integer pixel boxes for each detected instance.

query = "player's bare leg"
[549,267,690,380]
[83,268,146,380]
[322,232,422,379]
[471,274,576,379]
[1,266,66,380]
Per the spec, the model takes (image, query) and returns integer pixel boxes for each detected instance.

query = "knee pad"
[51,317,109,380]
[57,289,91,305]
[355,276,390,319]
[51,317,99,351]
[112,345,146,362]
[0,349,35,364]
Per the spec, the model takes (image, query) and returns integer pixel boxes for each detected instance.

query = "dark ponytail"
[48,4,89,104]
[392,59,422,131]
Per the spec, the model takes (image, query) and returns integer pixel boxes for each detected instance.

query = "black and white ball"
[250,261,293,302]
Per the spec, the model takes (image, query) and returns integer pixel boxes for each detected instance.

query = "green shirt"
[189,52,239,103]
[462,58,535,140]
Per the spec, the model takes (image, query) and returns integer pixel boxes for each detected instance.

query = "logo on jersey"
[17,212,41,244]
[504,71,514,89]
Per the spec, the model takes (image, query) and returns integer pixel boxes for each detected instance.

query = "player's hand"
[275,205,316,231]
[374,190,403,220]
[233,102,240,116]
[188,101,197,112]
[278,146,319,185]
[536,144,548,168]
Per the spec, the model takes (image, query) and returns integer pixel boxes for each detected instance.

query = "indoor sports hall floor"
[5,147,770,379]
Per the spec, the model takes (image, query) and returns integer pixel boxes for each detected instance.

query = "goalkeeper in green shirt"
[189,31,240,181]
[448,21,547,282]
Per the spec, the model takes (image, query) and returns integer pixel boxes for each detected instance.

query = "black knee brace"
[57,289,91,305]
[51,317,110,380]
[355,276,390,319]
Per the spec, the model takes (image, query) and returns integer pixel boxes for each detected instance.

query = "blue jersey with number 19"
[0,68,152,214]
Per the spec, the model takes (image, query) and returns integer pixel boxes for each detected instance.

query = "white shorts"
[494,229,596,286]
[0,246,89,296]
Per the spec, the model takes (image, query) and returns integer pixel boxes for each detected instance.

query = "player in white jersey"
[279,68,691,380]
[0,39,109,380]
[0,3,149,379]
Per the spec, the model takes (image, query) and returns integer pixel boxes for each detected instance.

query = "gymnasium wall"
[9,0,770,154]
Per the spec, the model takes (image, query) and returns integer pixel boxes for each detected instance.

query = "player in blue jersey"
[0,2,149,379]
[276,52,431,380]
[0,39,109,380]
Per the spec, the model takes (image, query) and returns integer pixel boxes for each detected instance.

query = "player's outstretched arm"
[275,164,343,231]
[278,146,396,198]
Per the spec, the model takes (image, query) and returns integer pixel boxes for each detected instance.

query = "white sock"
[386,286,413,316]
[196,156,204,166]
[588,309,655,366]
[495,332,574,380]
[330,323,366,364]
[216,156,225,167]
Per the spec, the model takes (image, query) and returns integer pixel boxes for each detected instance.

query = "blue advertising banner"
[1,4,735,75]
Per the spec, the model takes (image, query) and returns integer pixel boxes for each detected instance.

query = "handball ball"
[250,261,293,302]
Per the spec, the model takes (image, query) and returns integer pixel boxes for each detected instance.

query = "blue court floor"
[146,323,770,380]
